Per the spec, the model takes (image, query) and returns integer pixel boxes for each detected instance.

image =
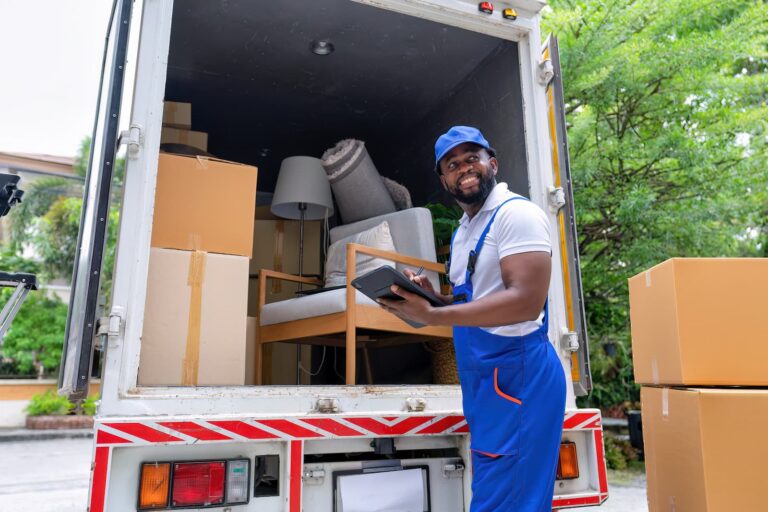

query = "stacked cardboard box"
[629,258,768,511]
[246,206,322,385]
[139,153,258,386]
[160,101,209,152]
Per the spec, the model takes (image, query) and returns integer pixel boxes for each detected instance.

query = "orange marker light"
[556,442,580,480]
[139,462,171,509]
[502,8,518,20]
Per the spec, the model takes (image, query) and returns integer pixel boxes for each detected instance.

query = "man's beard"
[450,173,496,205]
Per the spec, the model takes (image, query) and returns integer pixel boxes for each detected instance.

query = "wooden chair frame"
[257,243,452,384]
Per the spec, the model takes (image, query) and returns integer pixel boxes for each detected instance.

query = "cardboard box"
[243,316,311,385]
[139,248,248,386]
[161,126,208,151]
[246,219,322,315]
[629,258,768,386]
[152,153,258,257]
[162,101,192,128]
[642,386,768,512]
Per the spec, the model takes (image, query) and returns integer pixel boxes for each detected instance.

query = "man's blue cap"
[434,126,492,170]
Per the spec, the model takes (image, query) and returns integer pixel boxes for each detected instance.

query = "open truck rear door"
[542,35,593,396]
[58,0,134,400]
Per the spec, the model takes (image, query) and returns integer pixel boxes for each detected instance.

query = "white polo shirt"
[448,182,551,337]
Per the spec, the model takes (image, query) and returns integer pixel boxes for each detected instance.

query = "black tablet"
[351,266,445,328]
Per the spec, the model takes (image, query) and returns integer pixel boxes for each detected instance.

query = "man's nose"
[458,161,474,174]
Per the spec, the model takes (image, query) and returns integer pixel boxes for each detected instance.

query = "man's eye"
[467,155,478,162]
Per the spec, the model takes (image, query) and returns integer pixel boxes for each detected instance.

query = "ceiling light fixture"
[311,39,335,56]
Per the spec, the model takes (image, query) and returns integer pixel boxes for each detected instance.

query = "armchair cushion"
[324,221,396,287]
[260,289,377,326]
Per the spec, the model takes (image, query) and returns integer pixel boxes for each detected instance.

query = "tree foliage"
[0,136,123,377]
[544,0,768,408]
[0,289,68,376]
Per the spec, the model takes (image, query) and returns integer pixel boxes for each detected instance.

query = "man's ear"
[489,157,499,176]
[439,173,448,191]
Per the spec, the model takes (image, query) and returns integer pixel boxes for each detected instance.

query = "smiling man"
[378,126,566,511]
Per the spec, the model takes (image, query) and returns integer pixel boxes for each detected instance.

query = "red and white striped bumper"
[89,409,608,511]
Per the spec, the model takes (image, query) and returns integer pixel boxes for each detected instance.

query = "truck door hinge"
[406,397,426,412]
[118,123,143,159]
[442,462,465,479]
[106,306,125,345]
[315,397,340,413]
[537,59,555,86]
[560,328,580,352]
[303,466,326,484]
[548,186,566,213]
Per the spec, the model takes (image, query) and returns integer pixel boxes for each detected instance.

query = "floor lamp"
[270,156,334,384]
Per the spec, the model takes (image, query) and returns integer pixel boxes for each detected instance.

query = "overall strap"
[464,196,526,283]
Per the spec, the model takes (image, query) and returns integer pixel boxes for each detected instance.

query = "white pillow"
[324,221,396,287]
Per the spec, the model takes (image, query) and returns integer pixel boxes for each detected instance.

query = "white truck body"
[60,0,608,510]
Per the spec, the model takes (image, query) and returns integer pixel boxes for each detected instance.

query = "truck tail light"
[172,461,226,507]
[138,459,251,510]
[556,441,580,480]
[139,463,170,509]
[226,459,250,503]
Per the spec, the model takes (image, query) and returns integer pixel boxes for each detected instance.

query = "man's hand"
[403,267,452,305]
[377,285,436,326]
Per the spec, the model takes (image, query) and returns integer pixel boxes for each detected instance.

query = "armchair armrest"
[257,269,324,314]
[344,243,446,279]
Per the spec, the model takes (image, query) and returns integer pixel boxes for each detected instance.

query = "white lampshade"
[270,156,334,220]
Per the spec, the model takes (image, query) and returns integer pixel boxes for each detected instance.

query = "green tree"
[0,135,123,376]
[544,0,768,409]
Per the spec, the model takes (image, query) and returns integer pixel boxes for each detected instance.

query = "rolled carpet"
[321,139,397,224]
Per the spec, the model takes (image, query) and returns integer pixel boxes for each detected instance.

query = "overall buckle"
[467,250,478,275]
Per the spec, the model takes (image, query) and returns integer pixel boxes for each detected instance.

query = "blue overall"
[449,197,566,511]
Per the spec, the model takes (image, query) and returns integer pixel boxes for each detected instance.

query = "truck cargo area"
[142,0,530,388]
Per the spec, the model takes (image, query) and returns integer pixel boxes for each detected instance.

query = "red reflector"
[172,461,225,507]
[478,2,494,14]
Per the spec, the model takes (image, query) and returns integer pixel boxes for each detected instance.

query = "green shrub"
[24,390,73,416]
[24,390,99,416]
[603,434,640,470]
[81,395,98,416]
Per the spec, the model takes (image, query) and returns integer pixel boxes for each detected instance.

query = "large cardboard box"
[247,219,322,315]
[642,386,768,512]
[152,153,258,257]
[629,258,768,385]
[162,101,192,129]
[139,248,248,386]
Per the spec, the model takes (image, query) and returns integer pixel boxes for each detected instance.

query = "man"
[377,126,566,511]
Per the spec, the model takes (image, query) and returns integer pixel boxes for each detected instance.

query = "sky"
[0,1,115,157]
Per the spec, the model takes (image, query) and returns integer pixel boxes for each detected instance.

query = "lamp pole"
[296,202,306,384]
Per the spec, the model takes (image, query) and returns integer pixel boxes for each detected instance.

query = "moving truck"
[59,0,608,509]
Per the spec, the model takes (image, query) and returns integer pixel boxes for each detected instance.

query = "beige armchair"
[256,208,452,385]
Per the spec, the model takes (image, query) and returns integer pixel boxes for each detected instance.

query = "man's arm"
[380,251,550,327]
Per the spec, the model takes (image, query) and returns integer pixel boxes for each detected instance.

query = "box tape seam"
[182,250,207,386]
